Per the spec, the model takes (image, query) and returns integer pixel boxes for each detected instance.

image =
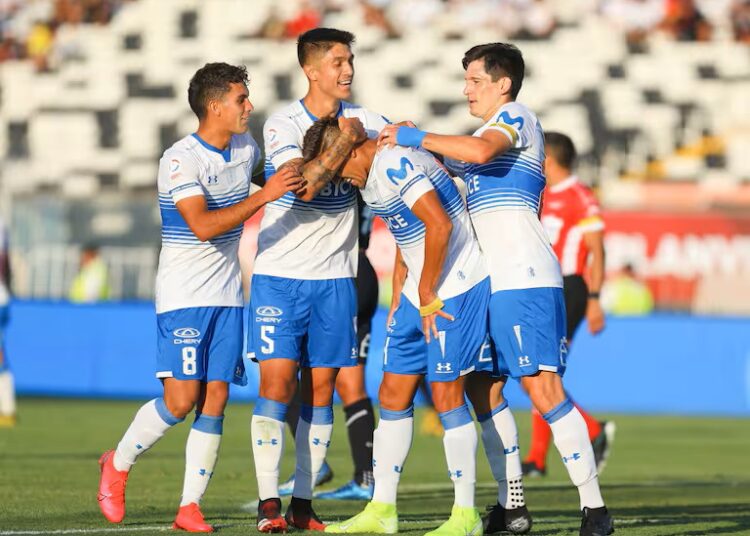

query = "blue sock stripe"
[192,413,224,435]
[380,405,414,421]
[154,397,184,426]
[439,404,473,430]
[543,398,574,424]
[476,400,509,422]
[300,404,334,425]
[254,397,288,422]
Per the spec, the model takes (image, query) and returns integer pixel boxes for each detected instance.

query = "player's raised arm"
[410,191,455,342]
[284,116,366,202]
[176,166,303,242]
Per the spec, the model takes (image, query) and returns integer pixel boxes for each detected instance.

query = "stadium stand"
[0,0,748,302]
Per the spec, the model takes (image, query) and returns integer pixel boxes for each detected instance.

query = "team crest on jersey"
[386,157,414,185]
[170,159,181,173]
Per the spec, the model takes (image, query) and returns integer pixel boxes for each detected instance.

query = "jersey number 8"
[182,347,197,375]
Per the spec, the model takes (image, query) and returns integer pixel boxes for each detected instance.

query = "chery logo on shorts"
[174,327,200,338]
[173,327,202,345]
[256,306,282,317]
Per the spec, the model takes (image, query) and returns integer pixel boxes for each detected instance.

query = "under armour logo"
[386,157,415,185]
[312,437,331,447]
[518,356,531,367]
[448,470,463,478]
[256,438,279,446]
[135,444,143,450]
[207,175,218,184]
[497,110,525,130]
[504,445,519,455]
[394,465,403,473]
[562,452,582,463]
[198,468,213,477]
[436,362,452,373]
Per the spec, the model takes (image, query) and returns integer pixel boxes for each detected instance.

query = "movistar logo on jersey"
[497,110,524,130]
[386,157,414,185]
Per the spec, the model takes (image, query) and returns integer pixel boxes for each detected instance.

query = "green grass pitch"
[0,398,748,535]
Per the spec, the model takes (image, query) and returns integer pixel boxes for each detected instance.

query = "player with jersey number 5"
[380,43,614,536]
[96,62,303,533]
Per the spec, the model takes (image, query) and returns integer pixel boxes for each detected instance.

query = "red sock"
[575,403,602,442]
[525,408,552,468]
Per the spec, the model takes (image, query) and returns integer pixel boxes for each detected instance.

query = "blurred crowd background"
[0,0,749,315]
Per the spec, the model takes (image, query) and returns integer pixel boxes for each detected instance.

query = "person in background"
[69,244,110,303]
[602,263,654,316]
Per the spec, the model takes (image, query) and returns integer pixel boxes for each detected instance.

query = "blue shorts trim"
[247,275,358,368]
[383,278,491,383]
[156,306,246,385]
[488,287,568,378]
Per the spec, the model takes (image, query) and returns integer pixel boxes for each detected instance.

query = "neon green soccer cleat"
[325,501,398,534]
[425,505,483,536]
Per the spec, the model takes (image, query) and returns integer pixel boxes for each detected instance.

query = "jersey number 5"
[260,325,275,354]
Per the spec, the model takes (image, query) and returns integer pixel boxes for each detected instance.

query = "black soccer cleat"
[580,506,614,536]
[521,460,546,478]
[483,503,532,534]
[592,421,617,474]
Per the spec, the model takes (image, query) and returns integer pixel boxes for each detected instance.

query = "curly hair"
[188,62,249,118]
[301,116,342,164]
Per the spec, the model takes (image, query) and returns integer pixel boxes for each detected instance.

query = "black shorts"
[563,275,588,341]
[356,250,379,363]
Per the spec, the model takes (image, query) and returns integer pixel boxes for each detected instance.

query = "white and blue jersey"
[362,146,487,305]
[362,146,492,382]
[446,101,562,293]
[254,100,389,280]
[154,132,261,384]
[446,102,567,377]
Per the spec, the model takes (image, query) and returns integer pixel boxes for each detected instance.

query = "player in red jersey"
[523,131,616,477]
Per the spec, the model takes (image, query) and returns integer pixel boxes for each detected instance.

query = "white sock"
[180,413,223,506]
[251,397,287,500]
[372,406,414,505]
[0,370,16,416]
[292,405,334,500]
[546,399,604,509]
[114,398,183,472]
[478,402,525,508]
[439,405,477,508]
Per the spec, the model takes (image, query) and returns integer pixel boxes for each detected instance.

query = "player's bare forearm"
[391,247,408,303]
[584,230,605,294]
[418,222,451,304]
[177,168,302,241]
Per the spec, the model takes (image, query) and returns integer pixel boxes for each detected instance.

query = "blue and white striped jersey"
[254,100,388,280]
[361,146,487,306]
[155,132,261,313]
[446,102,562,292]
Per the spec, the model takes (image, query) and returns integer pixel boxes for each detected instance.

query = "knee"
[202,383,229,414]
[525,374,565,415]
[336,370,366,406]
[260,377,296,404]
[165,396,196,420]
[430,383,465,414]
[378,380,410,411]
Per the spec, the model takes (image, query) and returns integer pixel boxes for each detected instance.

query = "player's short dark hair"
[188,62,248,119]
[544,131,577,169]
[301,116,341,164]
[462,43,524,99]
[297,27,355,66]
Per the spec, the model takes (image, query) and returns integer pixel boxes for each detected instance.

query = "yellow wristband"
[419,297,444,317]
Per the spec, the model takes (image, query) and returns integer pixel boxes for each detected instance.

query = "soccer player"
[97,62,302,533]
[525,131,615,477]
[247,28,386,531]
[380,43,614,536]
[0,216,15,428]
[303,117,492,536]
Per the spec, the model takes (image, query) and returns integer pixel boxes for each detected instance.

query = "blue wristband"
[396,126,427,148]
